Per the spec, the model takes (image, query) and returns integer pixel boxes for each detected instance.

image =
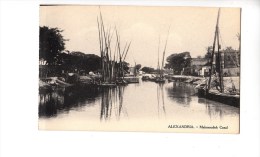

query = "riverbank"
[167,75,204,84]
[39,74,240,93]
[167,75,240,91]
[39,77,73,88]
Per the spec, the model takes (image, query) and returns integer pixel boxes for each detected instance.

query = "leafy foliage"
[141,67,156,73]
[39,26,66,65]
[39,26,131,76]
[135,64,142,71]
[60,51,101,73]
[165,52,191,74]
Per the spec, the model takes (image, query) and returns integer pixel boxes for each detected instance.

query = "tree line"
[40,26,133,77]
[40,26,238,77]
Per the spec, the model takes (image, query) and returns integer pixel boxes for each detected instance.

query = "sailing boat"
[155,29,170,83]
[124,60,139,83]
[197,9,240,107]
[115,29,131,85]
[97,10,116,87]
[97,9,131,87]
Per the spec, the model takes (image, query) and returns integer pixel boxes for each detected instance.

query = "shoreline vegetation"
[39,74,239,95]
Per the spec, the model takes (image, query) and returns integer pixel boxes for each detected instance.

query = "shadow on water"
[157,83,166,118]
[38,85,100,118]
[165,82,239,120]
[39,84,128,121]
[166,82,195,107]
[39,81,239,123]
[198,98,239,119]
[100,86,127,122]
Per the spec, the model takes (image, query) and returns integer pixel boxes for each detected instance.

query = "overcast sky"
[40,5,240,68]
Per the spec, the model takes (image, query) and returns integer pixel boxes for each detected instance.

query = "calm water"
[38,79,239,132]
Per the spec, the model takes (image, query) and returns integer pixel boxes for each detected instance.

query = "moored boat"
[98,82,117,87]
[154,77,166,83]
[198,88,240,107]
[154,28,170,84]
[116,79,128,85]
[124,76,139,83]
[142,75,150,81]
[197,8,240,107]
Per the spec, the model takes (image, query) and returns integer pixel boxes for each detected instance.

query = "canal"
[38,79,239,133]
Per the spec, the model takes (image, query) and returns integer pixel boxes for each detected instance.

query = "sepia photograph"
[2,0,260,157]
[38,5,240,133]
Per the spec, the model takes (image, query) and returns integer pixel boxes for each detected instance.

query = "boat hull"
[124,77,139,83]
[154,79,166,83]
[198,89,240,107]
[141,76,150,81]
[98,83,117,87]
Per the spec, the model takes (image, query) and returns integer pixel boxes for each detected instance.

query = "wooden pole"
[216,26,223,92]
[161,26,170,78]
[207,8,220,91]
[157,36,161,76]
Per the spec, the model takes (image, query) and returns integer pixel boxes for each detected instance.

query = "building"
[203,50,240,77]
[198,61,212,77]
[182,58,208,76]
[128,67,137,76]
[182,50,240,77]
[190,58,208,76]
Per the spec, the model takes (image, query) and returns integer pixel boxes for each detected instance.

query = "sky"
[40,5,240,68]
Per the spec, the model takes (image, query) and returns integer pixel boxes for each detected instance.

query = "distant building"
[182,49,240,77]
[128,67,137,76]
[39,58,47,65]
[200,62,211,77]
[190,58,208,76]
[182,58,208,76]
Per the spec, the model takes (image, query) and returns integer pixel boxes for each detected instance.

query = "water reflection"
[38,86,100,118]
[100,86,128,121]
[156,83,166,118]
[39,81,239,131]
[166,82,195,106]
[197,98,238,120]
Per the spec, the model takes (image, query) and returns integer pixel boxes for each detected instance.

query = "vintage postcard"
[39,5,240,133]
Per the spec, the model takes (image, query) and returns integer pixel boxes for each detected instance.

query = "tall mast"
[157,36,161,75]
[216,19,224,92]
[161,26,171,77]
[207,8,221,91]
[161,26,170,78]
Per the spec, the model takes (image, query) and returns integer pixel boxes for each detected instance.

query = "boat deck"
[198,89,240,107]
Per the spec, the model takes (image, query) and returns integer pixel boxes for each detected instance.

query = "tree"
[236,33,240,42]
[61,51,101,73]
[141,67,155,73]
[165,52,191,75]
[224,46,235,52]
[236,33,241,53]
[135,64,142,71]
[122,61,130,72]
[204,46,213,60]
[39,26,66,65]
